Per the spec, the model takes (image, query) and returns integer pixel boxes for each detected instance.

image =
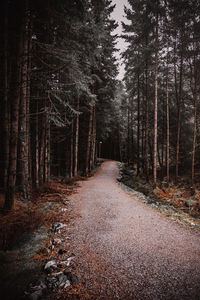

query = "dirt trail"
[69,161,200,299]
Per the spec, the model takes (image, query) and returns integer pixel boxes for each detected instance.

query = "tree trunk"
[18,6,29,200]
[145,62,149,181]
[45,121,50,182]
[118,121,122,162]
[70,120,74,178]
[192,96,197,185]
[137,73,140,175]
[153,11,158,188]
[74,98,79,177]
[3,3,10,189]
[85,105,93,175]
[191,55,198,185]
[166,52,170,185]
[127,100,130,164]
[175,52,183,182]
[35,101,39,189]
[130,99,134,164]
[141,78,145,173]
[4,16,23,211]
[39,112,46,185]
[91,105,96,169]
[27,16,32,185]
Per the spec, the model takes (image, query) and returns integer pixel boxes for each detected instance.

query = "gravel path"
[69,161,200,299]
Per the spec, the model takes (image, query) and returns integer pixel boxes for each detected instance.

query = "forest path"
[69,161,200,299]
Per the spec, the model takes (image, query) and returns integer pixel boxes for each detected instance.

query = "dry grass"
[0,180,78,251]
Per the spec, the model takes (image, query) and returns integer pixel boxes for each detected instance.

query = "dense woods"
[121,0,200,187]
[0,0,200,213]
[0,0,118,212]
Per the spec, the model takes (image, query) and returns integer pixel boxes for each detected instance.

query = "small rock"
[58,255,75,267]
[190,222,196,226]
[57,274,70,288]
[58,261,69,267]
[44,260,57,273]
[52,223,67,232]
[61,208,68,212]
[64,280,71,289]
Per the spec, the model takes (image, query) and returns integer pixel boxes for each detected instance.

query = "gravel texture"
[69,161,200,299]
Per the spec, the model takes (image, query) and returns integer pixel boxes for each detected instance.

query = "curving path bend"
[69,161,200,299]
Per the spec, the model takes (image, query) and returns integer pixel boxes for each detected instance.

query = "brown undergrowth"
[0,179,79,251]
[120,163,200,220]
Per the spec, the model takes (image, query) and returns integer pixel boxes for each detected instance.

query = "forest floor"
[0,160,200,299]
[0,175,88,300]
[118,163,200,230]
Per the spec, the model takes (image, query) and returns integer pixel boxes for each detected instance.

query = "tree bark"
[192,96,197,185]
[70,120,74,178]
[175,52,183,183]
[191,53,198,185]
[35,101,39,189]
[166,51,170,184]
[137,73,140,175]
[153,11,158,188]
[18,5,29,200]
[39,112,46,185]
[127,100,130,164]
[130,98,134,164]
[145,62,149,181]
[27,14,32,185]
[4,13,23,211]
[45,120,50,182]
[91,105,96,169]
[85,104,93,175]
[74,98,79,177]
[118,121,122,162]
[3,3,10,189]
